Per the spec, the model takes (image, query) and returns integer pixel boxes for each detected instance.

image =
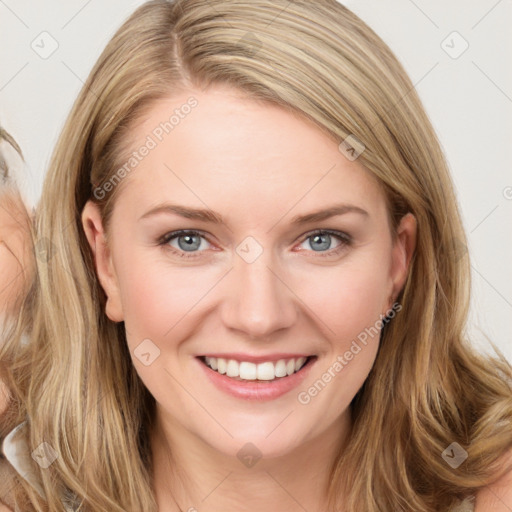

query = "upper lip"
[198,353,314,364]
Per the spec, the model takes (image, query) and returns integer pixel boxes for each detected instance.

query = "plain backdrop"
[0,0,511,361]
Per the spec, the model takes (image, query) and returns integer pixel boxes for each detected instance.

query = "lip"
[196,355,317,401]
[198,352,313,364]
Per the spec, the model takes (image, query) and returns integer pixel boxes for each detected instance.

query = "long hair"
[1,1,511,510]
[0,125,35,507]
[0,125,33,322]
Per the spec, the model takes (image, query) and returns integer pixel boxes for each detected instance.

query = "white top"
[1,422,75,511]
[452,496,476,512]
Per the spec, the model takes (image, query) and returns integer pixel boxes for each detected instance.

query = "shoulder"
[475,449,512,511]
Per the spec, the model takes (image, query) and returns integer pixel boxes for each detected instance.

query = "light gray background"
[1,1,511,361]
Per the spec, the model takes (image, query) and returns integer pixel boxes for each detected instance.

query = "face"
[82,85,416,459]
[0,190,32,317]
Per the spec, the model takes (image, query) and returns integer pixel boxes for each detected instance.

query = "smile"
[196,354,316,401]
[201,356,310,381]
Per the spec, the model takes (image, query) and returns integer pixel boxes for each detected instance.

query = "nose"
[220,248,297,339]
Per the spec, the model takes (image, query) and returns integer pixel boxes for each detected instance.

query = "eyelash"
[157,229,352,260]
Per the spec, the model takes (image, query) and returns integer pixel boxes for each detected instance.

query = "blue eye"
[299,230,351,256]
[158,229,352,259]
[159,230,211,257]
[304,232,336,251]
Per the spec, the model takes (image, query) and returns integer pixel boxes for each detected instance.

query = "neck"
[150,407,352,512]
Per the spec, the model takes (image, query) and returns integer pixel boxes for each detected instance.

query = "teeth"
[203,356,308,381]
[240,361,257,380]
[217,358,227,375]
[275,359,287,378]
[226,359,239,377]
[257,362,275,381]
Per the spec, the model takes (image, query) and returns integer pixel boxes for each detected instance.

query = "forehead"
[112,85,386,224]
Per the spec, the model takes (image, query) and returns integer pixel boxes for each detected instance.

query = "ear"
[387,212,417,308]
[81,200,124,322]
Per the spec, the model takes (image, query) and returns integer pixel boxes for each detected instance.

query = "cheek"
[116,244,391,343]
[114,249,216,341]
[298,256,390,344]
[294,263,388,414]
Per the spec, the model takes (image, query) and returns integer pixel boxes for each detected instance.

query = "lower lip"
[196,356,316,401]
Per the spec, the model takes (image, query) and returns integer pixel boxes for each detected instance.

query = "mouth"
[197,355,316,382]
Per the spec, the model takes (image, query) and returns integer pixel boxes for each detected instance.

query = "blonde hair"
[0,126,34,505]
[0,127,33,317]
[0,127,23,182]
[1,0,512,510]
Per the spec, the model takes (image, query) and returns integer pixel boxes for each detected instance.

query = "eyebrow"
[138,202,369,225]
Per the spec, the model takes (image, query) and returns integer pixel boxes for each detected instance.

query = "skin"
[0,190,33,416]
[475,457,512,512]
[81,84,418,511]
[0,155,34,512]
[1,86,508,512]
[0,191,32,316]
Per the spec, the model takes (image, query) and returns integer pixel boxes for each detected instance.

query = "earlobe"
[389,212,417,306]
[81,200,124,322]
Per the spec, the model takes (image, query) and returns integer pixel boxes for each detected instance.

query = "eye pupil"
[167,230,345,256]
[178,234,201,251]
[310,233,331,251]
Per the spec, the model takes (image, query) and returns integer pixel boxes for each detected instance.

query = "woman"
[0,126,34,510]
[0,128,33,322]
[1,1,511,510]
[0,127,33,412]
